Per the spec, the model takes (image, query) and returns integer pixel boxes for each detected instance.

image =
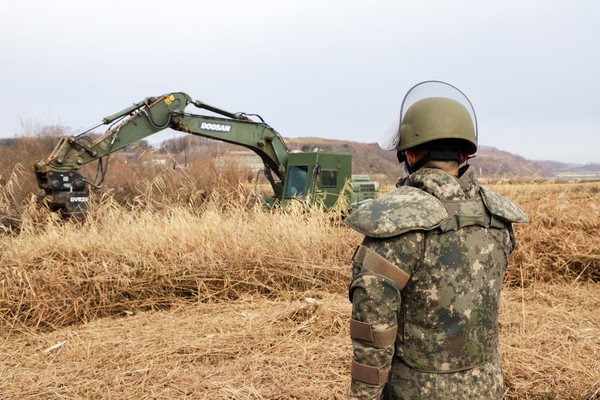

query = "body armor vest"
[345,185,527,372]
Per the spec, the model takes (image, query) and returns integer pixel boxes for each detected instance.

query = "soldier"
[344,81,528,399]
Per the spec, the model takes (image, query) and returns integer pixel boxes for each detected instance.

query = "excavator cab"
[282,152,352,209]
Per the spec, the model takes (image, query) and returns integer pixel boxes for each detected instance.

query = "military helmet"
[379,81,478,155]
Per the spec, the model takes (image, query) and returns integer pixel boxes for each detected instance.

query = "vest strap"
[350,319,397,348]
[352,245,410,289]
[439,199,507,232]
[351,359,390,386]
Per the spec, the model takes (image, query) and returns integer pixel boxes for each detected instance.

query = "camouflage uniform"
[344,165,527,400]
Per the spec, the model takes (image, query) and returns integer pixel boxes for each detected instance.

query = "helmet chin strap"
[397,151,407,164]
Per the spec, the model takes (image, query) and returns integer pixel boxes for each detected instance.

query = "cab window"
[284,166,308,197]
[321,169,338,187]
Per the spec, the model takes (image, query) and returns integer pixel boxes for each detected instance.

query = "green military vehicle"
[34,92,379,217]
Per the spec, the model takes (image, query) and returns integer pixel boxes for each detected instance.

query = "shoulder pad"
[480,186,529,223]
[344,186,448,238]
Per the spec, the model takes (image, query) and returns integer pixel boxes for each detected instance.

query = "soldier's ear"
[406,149,416,166]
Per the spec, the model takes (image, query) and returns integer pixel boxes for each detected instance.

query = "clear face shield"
[378,80,479,151]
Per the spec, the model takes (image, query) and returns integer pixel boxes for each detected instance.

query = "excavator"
[33,92,379,218]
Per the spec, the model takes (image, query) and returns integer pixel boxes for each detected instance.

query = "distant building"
[553,172,600,181]
[214,151,264,171]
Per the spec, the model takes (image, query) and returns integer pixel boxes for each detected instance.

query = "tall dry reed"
[2,178,599,399]
[1,190,357,332]
[495,183,600,285]
[3,180,599,332]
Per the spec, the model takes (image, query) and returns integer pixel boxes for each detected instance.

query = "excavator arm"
[172,106,290,195]
[34,92,291,217]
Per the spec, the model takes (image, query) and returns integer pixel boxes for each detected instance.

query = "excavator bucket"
[34,165,90,219]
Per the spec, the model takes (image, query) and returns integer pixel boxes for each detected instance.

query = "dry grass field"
[1,163,599,399]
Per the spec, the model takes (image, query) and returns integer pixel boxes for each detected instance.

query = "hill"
[281,138,549,181]
[184,136,553,184]
[281,138,600,182]
[1,134,596,189]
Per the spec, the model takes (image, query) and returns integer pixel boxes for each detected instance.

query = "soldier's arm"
[348,234,421,399]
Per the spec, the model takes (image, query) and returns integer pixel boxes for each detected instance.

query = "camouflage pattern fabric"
[346,166,526,400]
[384,356,503,399]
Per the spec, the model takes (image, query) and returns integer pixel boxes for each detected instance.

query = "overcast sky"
[1,0,598,165]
